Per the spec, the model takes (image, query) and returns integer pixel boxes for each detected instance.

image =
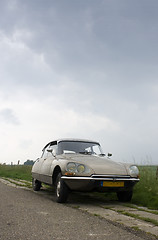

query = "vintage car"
[32,138,139,203]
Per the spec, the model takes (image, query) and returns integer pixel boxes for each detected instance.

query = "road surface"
[0,181,156,240]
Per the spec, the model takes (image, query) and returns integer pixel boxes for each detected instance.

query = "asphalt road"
[0,181,156,240]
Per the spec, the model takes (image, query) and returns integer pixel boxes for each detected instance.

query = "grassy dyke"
[0,164,158,209]
[0,164,32,182]
[132,165,158,210]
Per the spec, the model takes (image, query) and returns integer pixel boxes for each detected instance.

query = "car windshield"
[57,141,104,156]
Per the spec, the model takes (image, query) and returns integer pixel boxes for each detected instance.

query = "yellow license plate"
[102,181,124,187]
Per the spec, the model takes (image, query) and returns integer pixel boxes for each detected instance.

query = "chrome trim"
[61,176,140,181]
[91,174,131,178]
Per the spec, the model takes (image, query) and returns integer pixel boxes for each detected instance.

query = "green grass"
[0,164,32,181]
[132,165,158,210]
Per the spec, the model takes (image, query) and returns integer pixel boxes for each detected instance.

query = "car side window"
[92,145,100,155]
[42,145,50,158]
[49,144,57,156]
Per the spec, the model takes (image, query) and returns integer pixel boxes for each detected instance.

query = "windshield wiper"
[99,153,105,156]
[79,151,92,155]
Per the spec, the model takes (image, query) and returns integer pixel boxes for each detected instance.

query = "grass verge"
[132,165,158,210]
[116,210,158,226]
[0,164,32,181]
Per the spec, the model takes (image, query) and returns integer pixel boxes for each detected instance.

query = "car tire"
[32,178,41,191]
[117,190,133,202]
[55,173,69,203]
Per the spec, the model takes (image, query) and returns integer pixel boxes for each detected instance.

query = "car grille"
[91,174,137,181]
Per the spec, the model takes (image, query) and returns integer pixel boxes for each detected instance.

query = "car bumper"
[61,175,140,192]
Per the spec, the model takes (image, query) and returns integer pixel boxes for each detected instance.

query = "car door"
[39,143,57,184]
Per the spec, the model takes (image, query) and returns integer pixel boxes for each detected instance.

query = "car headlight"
[67,162,76,172]
[66,162,89,174]
[77,164,85,173]
[129,165,139,177]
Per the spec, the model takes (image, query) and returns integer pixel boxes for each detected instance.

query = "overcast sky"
[0,0,158,165]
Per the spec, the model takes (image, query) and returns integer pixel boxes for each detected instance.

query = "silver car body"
[32,139,139,202]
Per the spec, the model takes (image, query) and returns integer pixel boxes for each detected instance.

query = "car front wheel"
[55,173,69,203]
[32,178,41,191]
[117,190,133,202]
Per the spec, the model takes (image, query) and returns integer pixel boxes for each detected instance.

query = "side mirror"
[107,152,112,157]
[47,149,52,153]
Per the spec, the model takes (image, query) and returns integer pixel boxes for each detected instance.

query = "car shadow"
[67,191,119,206]
[39,185,121,206]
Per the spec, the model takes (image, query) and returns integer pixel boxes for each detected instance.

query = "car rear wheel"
[55,173,69,203]
[32,178,41,191]
[117,190,133,202]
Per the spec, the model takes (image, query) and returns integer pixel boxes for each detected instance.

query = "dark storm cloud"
[1,0,158,73]
[0,0,157,114]
[1,0,158,101]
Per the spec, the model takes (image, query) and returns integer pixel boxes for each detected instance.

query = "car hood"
[62,154,128,175]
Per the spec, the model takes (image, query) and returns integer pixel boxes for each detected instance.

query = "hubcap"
[33,179,36,187]
[57,180,61,198]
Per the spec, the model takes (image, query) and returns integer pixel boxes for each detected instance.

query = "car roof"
[43,138,100,150]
